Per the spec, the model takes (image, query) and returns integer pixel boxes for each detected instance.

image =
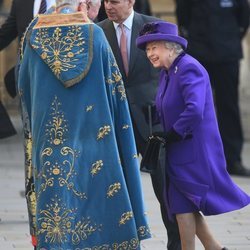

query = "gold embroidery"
[46,96,68,145]
[112,71,122,83]
[106,70,121,85]
[38,196,101,244]
[107,183,121,198]
[25,133,33,179]
[119,211,133,226]
[105,48,127,100]
[59,147,86,199]
[34,12,90,29]
[86,105,94,112]
[38,96,86,199]
[133,154,138,159]
[97,125,111,140]
[32,26,85,78]
[122,124,129,129]
[90,160,103,176]
[112,238,139,250]
[137,226,151,237]
[26,184,37,234]
[117,84,126,100]
[49,237,139,249]
[72,218,102,245]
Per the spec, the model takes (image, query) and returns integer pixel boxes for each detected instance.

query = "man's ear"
[128,0,135,8]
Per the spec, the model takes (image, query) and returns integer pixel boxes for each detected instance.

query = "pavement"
[0,115,250,250]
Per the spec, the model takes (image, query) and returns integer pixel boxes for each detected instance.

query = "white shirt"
[33,0,56,16]
[113,11,134,64]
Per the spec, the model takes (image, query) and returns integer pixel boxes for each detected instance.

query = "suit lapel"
[129,13,141,76]
[103,21,127,79]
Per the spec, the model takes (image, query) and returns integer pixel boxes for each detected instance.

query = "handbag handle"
[148,104,152,136]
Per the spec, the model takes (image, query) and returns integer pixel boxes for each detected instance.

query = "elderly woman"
[136,21,250,250]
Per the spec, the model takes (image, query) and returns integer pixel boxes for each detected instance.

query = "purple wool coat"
[155,53,250,217]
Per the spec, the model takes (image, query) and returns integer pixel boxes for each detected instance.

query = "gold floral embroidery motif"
[137,226,151,237]
[38,96,86,199]
[48,238,139,250]
[133,154,139,159]
[117,84,126,100]
[86,105,94,112]
[122,124,130,129]
[32,26,85,77]
[26,184,37,233]
[90,160,103,176]
[46,96,68,145]
[112,238,139,250]
[119,211,133,226]
[38,146,86,199]
[105,48,127,101]
[38,196,102,245]
[25,132,33,179]
[97,125,111,140]
[107,183,121,198]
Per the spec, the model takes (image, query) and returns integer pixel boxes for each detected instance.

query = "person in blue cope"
[17,0,151,249]
[136,21,250,250]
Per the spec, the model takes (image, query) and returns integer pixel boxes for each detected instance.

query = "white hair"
[89,0,101,5]
[56,0,82,9]
[165,41,183,55]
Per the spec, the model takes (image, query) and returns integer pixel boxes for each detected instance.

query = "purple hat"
[136,21,187,50]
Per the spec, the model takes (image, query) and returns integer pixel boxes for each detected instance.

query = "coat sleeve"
[172,62,207,138]
[100,29,151,240]
[0,0,18,50]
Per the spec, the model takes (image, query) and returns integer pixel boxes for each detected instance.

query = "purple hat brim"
[136,34,187,50]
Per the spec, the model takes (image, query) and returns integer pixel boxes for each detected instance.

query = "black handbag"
[140,135,165,174]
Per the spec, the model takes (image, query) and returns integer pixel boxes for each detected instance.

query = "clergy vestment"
[18,12,150,249]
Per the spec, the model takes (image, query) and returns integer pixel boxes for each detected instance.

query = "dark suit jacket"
[98,13,161,140]
[0,0,34,97]
[0,0,34,50]
[175,0,250,62]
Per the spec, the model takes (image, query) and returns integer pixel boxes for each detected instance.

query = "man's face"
[87,1,101,20]
[104,0,133,23]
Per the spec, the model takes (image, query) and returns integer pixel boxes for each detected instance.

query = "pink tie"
[119,23,129,76]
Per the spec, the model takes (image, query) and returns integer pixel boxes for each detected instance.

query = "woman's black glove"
[152,128,192,144]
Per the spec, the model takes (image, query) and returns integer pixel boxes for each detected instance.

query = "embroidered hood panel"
[30,13,93,88]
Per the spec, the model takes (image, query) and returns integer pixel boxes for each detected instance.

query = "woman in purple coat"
[136,21,250,250]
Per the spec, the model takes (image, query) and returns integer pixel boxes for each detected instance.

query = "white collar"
[113,10,134,31]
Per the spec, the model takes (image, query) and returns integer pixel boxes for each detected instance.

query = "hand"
[152,129,184,144]
[152,131,167,139]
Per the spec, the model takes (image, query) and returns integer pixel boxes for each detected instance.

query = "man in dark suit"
[175,0,250,177]
[98,0,181,249]
[0,0,34,50]
[0,0,55,97]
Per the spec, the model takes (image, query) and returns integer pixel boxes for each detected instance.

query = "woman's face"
[145,41,171,69]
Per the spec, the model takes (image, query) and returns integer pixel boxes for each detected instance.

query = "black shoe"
[228,161,250,177]
[221,248,229,250]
